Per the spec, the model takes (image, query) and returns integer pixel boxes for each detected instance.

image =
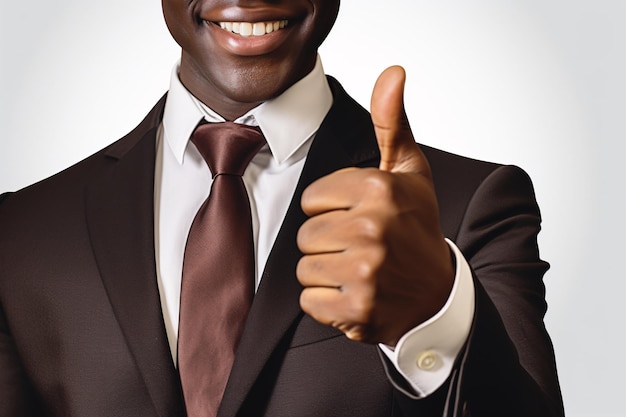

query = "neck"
[179,69,262,121]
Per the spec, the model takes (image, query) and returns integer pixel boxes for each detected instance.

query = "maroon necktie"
[178,122,265,417]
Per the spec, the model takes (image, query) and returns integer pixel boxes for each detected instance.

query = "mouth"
[200,5,303,57]
[203,15,294,57]
[216,20,289,37]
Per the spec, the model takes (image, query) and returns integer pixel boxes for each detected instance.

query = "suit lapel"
[85,97,186,417]
[218,79,380,417]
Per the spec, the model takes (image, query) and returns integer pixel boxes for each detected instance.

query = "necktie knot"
[191,121,265,177]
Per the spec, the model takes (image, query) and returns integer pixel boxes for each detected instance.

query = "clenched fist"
[297,66,455,347]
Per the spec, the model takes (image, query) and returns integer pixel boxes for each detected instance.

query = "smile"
[217,20,289,37]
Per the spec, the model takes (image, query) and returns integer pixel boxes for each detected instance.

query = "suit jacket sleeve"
[387,164,563,417]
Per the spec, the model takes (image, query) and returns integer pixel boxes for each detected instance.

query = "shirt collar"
[162,55,333,165]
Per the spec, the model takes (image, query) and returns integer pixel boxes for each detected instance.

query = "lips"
[200,5,305,56]
[218,20,289,37]
[206,18,293,57]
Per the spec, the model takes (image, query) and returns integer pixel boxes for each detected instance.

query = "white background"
[1,1,624,416]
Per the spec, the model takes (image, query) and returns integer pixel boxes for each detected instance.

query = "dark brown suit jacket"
[0,79,563,416]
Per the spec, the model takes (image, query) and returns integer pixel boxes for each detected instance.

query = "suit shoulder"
[0,96,165,230]
[2,97,165,199]
[421,145,501,183]
[422,145,535,197]
[421,145,535,239]
[422,144,501,205]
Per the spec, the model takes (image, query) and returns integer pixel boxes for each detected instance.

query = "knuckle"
[352,215,384,242]
[353,258,374,282]
[351,251,382,283]
[346,245,386,288]
[363,172,394,201]
[348,288,375,324]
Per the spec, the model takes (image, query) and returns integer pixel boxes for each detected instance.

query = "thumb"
[371,66,429,176]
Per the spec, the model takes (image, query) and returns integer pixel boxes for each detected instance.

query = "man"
[0,0,563,416]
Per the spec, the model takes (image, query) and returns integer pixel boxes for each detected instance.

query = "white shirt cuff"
[378,239,475,398]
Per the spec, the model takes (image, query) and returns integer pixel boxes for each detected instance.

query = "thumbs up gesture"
[297,67,455,346]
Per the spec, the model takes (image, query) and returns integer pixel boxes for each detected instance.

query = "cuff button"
[416,350,438,370]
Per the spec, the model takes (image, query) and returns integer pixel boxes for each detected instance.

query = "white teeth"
[217,20,289,37]
[240,22,253,37]
[252,22,265,36]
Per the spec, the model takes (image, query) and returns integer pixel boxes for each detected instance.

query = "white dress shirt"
[154,56,475,398]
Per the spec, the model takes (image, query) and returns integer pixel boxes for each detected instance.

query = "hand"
[296,66,455,346]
